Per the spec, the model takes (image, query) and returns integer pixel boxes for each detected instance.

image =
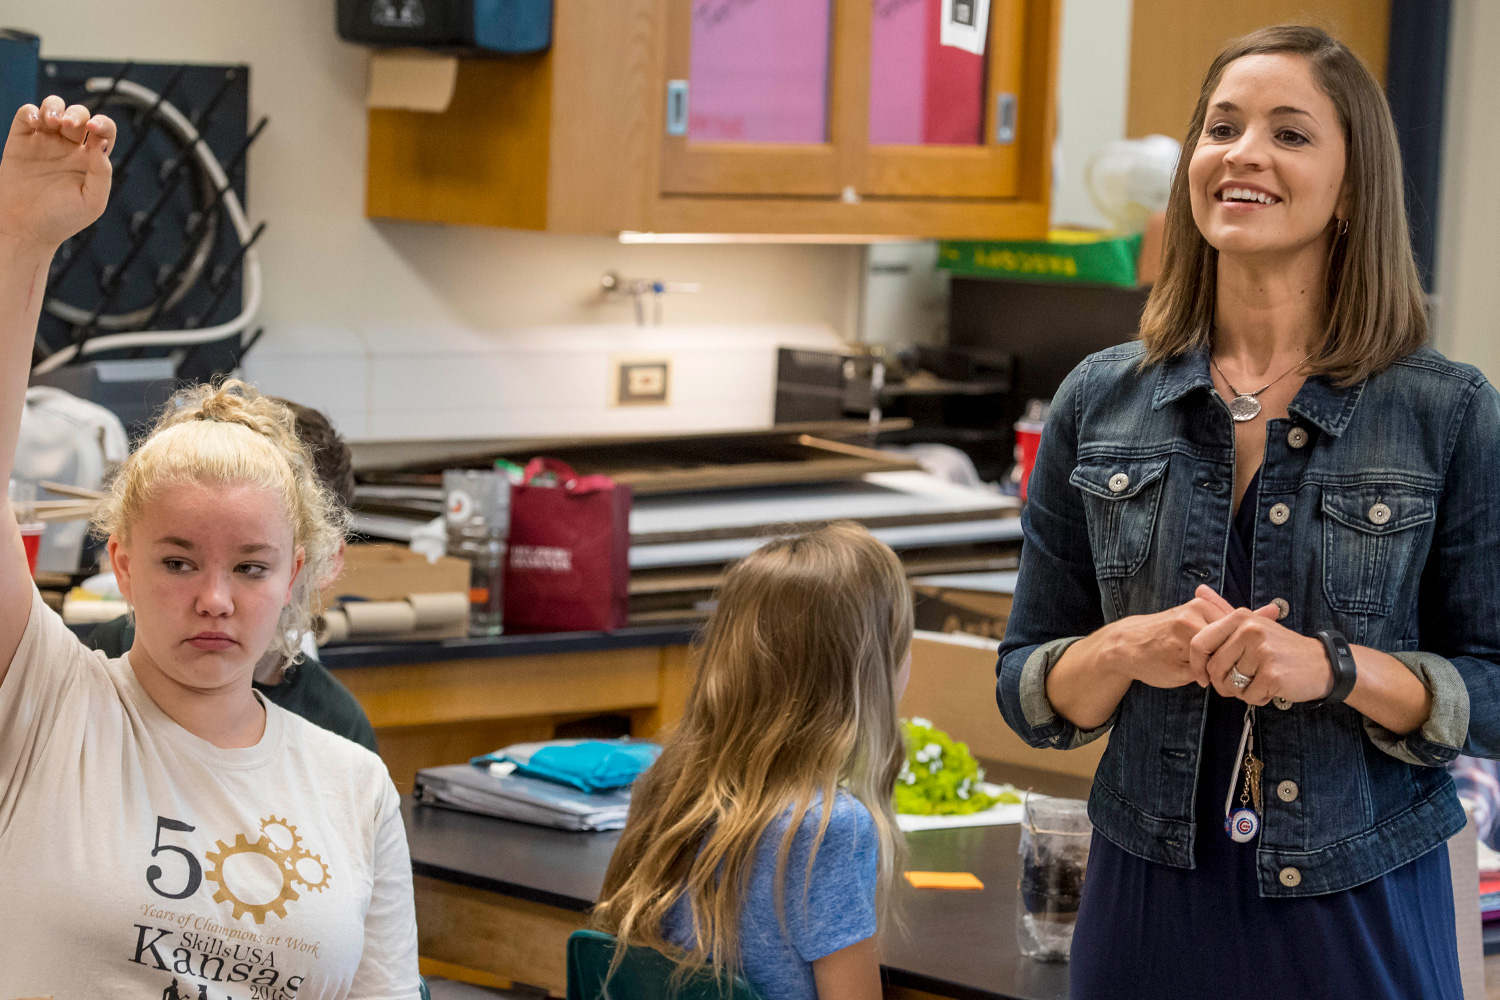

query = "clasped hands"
[1100,584,1335,706]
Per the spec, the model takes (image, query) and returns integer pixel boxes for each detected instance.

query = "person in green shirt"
[84,400,378,754]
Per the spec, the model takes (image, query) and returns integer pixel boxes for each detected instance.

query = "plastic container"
[8,479,41,578]
[444,468,511,636]
[19,523,42,577]
[1017,795,1092,961]
[336,0,553,54]
[1011,399,1051,501]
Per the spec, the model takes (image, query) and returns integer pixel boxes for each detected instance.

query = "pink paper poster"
[689,0,833,143]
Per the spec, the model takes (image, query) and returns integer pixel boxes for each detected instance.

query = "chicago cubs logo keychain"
[1224,707,1263,842]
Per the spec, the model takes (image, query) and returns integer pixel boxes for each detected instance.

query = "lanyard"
[1224,706,1263,842]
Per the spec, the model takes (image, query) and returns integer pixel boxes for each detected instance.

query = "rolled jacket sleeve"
[1365,651,1469,766]
[1378,377,1500,765]
[996,362,1111,751]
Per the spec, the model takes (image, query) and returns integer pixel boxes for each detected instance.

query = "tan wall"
[1126,0,1391,141]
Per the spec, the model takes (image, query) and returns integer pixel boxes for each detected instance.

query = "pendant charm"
[1229,394,1262,422]
[1226,807,1260,842]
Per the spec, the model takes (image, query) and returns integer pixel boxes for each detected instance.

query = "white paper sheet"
[940,0,991,55]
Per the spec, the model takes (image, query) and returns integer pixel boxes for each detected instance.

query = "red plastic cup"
[1014,422,1045,502]
[19,522,42,577]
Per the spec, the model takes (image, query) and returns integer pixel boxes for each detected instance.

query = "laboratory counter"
[403,774,1083,1000]
[319,623,701,670]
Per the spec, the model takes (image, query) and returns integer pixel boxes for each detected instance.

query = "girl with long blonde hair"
[595,522,912,1000]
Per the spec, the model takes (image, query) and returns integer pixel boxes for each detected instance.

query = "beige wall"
[1433,0,1500,379]
[1,0,865,340]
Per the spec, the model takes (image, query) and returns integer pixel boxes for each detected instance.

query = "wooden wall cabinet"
[366,0,1061,239]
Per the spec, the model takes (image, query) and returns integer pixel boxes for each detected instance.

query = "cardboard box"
[899,630,1105,782]
[912,585,1011,641]
[322,543,469,603]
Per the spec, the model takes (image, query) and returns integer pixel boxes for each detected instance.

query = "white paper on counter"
[897,784,1044,832]
[940,0,991,55]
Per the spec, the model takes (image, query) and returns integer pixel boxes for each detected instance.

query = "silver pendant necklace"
[1210,353,1308,422]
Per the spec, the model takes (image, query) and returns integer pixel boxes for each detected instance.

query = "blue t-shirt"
[663,791,879,1000]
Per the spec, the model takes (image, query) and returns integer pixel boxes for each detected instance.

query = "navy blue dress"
[1069,471,1464,999]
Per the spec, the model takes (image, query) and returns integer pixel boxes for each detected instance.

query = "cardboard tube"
[316,608,350,646]
[407,591,469,629]
[342,600,418,636]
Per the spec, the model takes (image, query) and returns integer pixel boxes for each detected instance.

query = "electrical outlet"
[613,358,670,406]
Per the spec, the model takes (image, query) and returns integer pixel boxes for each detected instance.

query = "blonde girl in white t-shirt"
[0,97,419,998]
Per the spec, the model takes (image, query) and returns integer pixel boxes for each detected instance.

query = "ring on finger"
[1228,667,1253,690]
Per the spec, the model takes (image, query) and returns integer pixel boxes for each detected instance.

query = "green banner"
[937,232,1143,288]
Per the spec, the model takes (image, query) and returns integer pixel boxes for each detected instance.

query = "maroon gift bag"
[504,458,632,631]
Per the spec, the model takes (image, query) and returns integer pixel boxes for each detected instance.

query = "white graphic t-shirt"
[0,590,420,999]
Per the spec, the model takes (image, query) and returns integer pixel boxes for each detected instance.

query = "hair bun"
[163,378,299,451]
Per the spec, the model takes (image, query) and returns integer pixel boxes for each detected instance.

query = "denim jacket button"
[1108,472,1130,493]
[1287,426,1309,449]
[1279,867,1302,887]
[1272,597,1290,620]
[1277,780,1299,802]
[1269,502,1291,525]
[1368,502,1392,525]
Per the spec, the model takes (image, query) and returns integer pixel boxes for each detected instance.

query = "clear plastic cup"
[1017,794,1092,961]
[443,468,511,636]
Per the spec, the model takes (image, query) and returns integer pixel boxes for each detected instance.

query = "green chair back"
[566,929,762,1000]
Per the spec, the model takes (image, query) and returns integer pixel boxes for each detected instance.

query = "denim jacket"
[997,342,1500,897]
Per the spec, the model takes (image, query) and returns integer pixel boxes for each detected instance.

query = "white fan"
[1084,134,1182,234]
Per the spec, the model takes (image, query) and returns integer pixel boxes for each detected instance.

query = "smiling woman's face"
[109,480,303,695]
[1187,52,1347,261]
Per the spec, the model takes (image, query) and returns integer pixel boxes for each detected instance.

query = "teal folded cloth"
[472,738,661,794]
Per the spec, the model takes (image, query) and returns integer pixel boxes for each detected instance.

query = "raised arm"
[0,97,114,683]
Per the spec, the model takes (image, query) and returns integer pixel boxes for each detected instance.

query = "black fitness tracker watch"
[1314,629,1358,708]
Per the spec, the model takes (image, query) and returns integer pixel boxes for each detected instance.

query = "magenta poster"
[688,0,833,143]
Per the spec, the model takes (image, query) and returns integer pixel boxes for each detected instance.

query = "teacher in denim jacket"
[998,26,1497,1000]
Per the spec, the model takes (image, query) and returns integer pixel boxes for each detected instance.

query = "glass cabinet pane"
[688,0,833,143]
[870,0,987,146]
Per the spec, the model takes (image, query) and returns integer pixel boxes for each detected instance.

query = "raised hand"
[0,95,116,253]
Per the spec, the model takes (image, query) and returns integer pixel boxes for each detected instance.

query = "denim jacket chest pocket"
[1319,483,1437,616]
[1070,455,1171,579]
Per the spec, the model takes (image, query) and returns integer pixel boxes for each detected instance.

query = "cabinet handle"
[995,92,1017,144]
[666,79,689,136]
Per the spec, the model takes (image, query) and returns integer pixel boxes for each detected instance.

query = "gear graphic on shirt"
[290,849,332,893]
[204,832,301,924]
[259,815,306,860]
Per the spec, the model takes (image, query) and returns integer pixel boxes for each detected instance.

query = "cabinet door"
[861,0,1026,197]
[659,0,856,195]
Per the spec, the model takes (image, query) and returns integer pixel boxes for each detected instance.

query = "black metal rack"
[32,58,266,387]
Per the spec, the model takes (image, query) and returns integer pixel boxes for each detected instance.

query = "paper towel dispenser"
[336,0,551,54]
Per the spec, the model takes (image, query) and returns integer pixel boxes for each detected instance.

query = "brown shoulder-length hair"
[1138,24,1427,383]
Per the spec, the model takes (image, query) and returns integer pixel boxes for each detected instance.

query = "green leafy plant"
[894,717,1021,816]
